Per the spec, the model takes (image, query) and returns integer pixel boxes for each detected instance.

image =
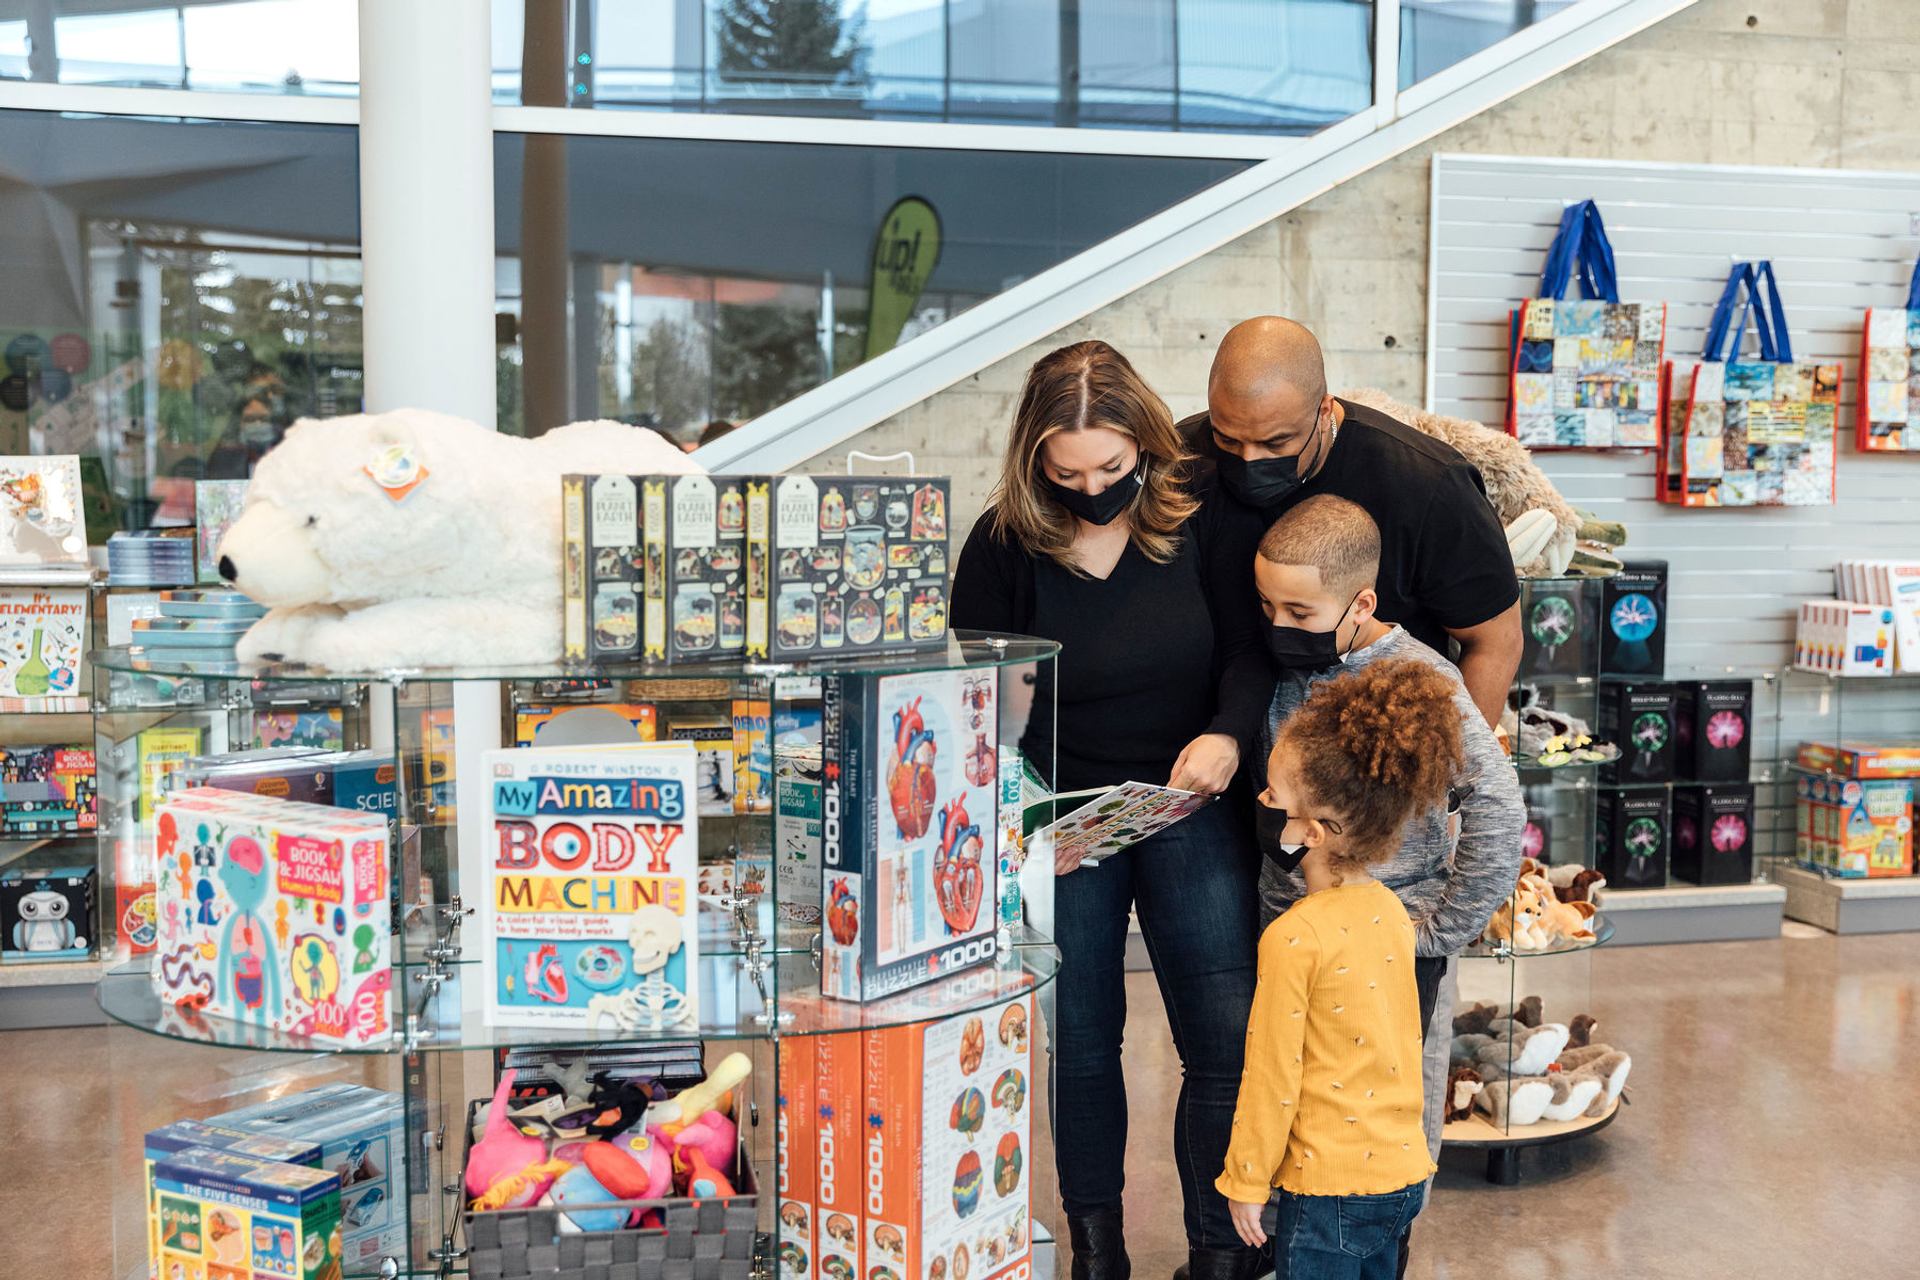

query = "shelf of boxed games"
[1759,667,1920,932]
[89,632,1058,1280]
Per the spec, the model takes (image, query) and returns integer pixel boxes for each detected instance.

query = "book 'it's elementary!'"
[480,744,700,1030]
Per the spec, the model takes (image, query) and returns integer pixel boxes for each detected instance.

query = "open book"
[1024,779,1217,868]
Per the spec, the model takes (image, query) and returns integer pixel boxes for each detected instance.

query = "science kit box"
[1794,739,1920,779]
[821,669,998,1002]
[1600,561,1667,677]
[478,743,700,1029]
[1598,681,1676,785]
[144,1120,324,1280]
[209,1083,409,1274]
[1,863,94,960]
[150,1145,342,1280]
[864,983,1035,1280]
[1595,786,1670,889]
[1517,578,1596,680]
[750,475,951,662]
[1797,776,1913,877]
[1672,680,1753,783]
[0,744,96,836]
[149,787,391,1045]
[1671,784,1755,886]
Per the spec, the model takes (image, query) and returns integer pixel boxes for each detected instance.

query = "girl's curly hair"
[1276,658,1465,868]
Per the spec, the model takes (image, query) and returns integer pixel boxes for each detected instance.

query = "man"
[1179,316,1522,727]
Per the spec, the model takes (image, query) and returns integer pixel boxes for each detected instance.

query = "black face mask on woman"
[1213,407,1332,511]
[1047,469,1141,526]
[1254,800,1340,873]
[1267,591,1362,671]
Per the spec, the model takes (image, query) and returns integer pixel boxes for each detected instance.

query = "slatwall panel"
[1428,153,1920,873]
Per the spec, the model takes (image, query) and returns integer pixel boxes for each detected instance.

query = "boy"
[1251,494,1524,1167]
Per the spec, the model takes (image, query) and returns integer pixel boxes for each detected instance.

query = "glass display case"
[88,632,1060,1280]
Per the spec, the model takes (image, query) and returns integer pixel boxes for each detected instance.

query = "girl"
[953,340,1271,1280]
[1217,658,1464,1280]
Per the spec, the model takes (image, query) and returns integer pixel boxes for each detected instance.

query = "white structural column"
[358,0,498,426]
[358,0,501,1012]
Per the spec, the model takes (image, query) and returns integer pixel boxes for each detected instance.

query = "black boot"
[1179,1246,1266,1280]
[1068,1208,1131,1280]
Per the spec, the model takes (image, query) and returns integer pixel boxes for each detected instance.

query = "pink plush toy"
[648,1109,738,1182]
[465,1070,550,1200]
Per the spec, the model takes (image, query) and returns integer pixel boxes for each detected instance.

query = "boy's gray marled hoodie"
[1258,625,1524,958]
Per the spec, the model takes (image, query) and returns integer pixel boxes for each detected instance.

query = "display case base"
[1772,865,1920,935]
[1441,1098,1619,1185]
[0,956,110,1029]
[1594,882,1785,945]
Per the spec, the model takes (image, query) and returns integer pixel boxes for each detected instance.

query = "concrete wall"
[804,0,1920,537]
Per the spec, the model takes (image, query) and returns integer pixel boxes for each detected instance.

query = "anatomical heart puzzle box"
[821,668,999,1001]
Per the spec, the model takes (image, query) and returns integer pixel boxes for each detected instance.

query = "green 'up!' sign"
[863,196,942,363]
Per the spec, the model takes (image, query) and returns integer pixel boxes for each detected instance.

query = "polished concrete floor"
[4,931,1917,1279]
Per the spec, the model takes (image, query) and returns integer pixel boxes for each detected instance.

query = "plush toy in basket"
[462,1052,757,1280]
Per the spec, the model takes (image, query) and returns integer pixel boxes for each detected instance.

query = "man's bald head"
[1210,316,1328,408]
[1205,317,1333,463]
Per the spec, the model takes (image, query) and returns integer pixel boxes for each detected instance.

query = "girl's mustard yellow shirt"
[1216,880,1436,1201]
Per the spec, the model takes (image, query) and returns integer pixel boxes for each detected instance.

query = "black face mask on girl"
[1047,469,1142,526]
[1266,591,1362,671]
[1254,799,1340,873]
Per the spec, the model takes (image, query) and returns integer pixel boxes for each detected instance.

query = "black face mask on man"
[1267,591,1363,672]
[1254,800,1340,873]
[1047,469,1142,526]
[1213,406,1331,511]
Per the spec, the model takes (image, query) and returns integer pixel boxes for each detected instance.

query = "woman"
[952,341,1270,1280]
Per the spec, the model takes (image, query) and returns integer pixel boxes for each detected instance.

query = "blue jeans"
[1048,799,1259,1249]
[1266,1184,1426,1280]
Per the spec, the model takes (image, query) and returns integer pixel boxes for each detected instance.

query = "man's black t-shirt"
[1178,397,1519,655]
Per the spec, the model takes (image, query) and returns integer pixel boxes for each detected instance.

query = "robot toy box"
[561,472,643,663]
[1,863,94,960]
[0,744,96,836]
[748,475,951,662]
[149,787,392,1046]
[821,669,998,1002]
[209,1084,409,1275]
[643,474,750,663]
[150,1145,343,1280]
[864,982,1035,1280]
[478,743,700,1031]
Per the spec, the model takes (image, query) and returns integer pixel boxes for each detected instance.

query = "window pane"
[1400,0,1585,89]
[493,132,1246,438]
[0,110,361,533]
[8,1,358,95]
[497,0,1373,136]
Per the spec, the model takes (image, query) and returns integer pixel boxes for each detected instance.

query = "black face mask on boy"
[1266,591,1362,672]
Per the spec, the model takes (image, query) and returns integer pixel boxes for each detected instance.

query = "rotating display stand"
[87,632,1060,1280]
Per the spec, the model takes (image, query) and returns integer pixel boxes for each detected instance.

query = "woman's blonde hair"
[987,340,1198,570]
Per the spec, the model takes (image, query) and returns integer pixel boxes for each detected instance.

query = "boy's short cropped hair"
[1256,494,1381,599]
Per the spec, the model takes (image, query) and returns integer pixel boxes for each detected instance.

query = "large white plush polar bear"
[217,409,700,669]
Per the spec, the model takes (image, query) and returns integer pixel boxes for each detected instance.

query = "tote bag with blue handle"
[1662,261,1843,507]
[1507,200,1668,449]
[1858,257,1920,451]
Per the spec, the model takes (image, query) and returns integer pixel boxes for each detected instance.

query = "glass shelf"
[96,937,1059,1054]
[89,630,1062,684]
[1461,917,1615,960]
